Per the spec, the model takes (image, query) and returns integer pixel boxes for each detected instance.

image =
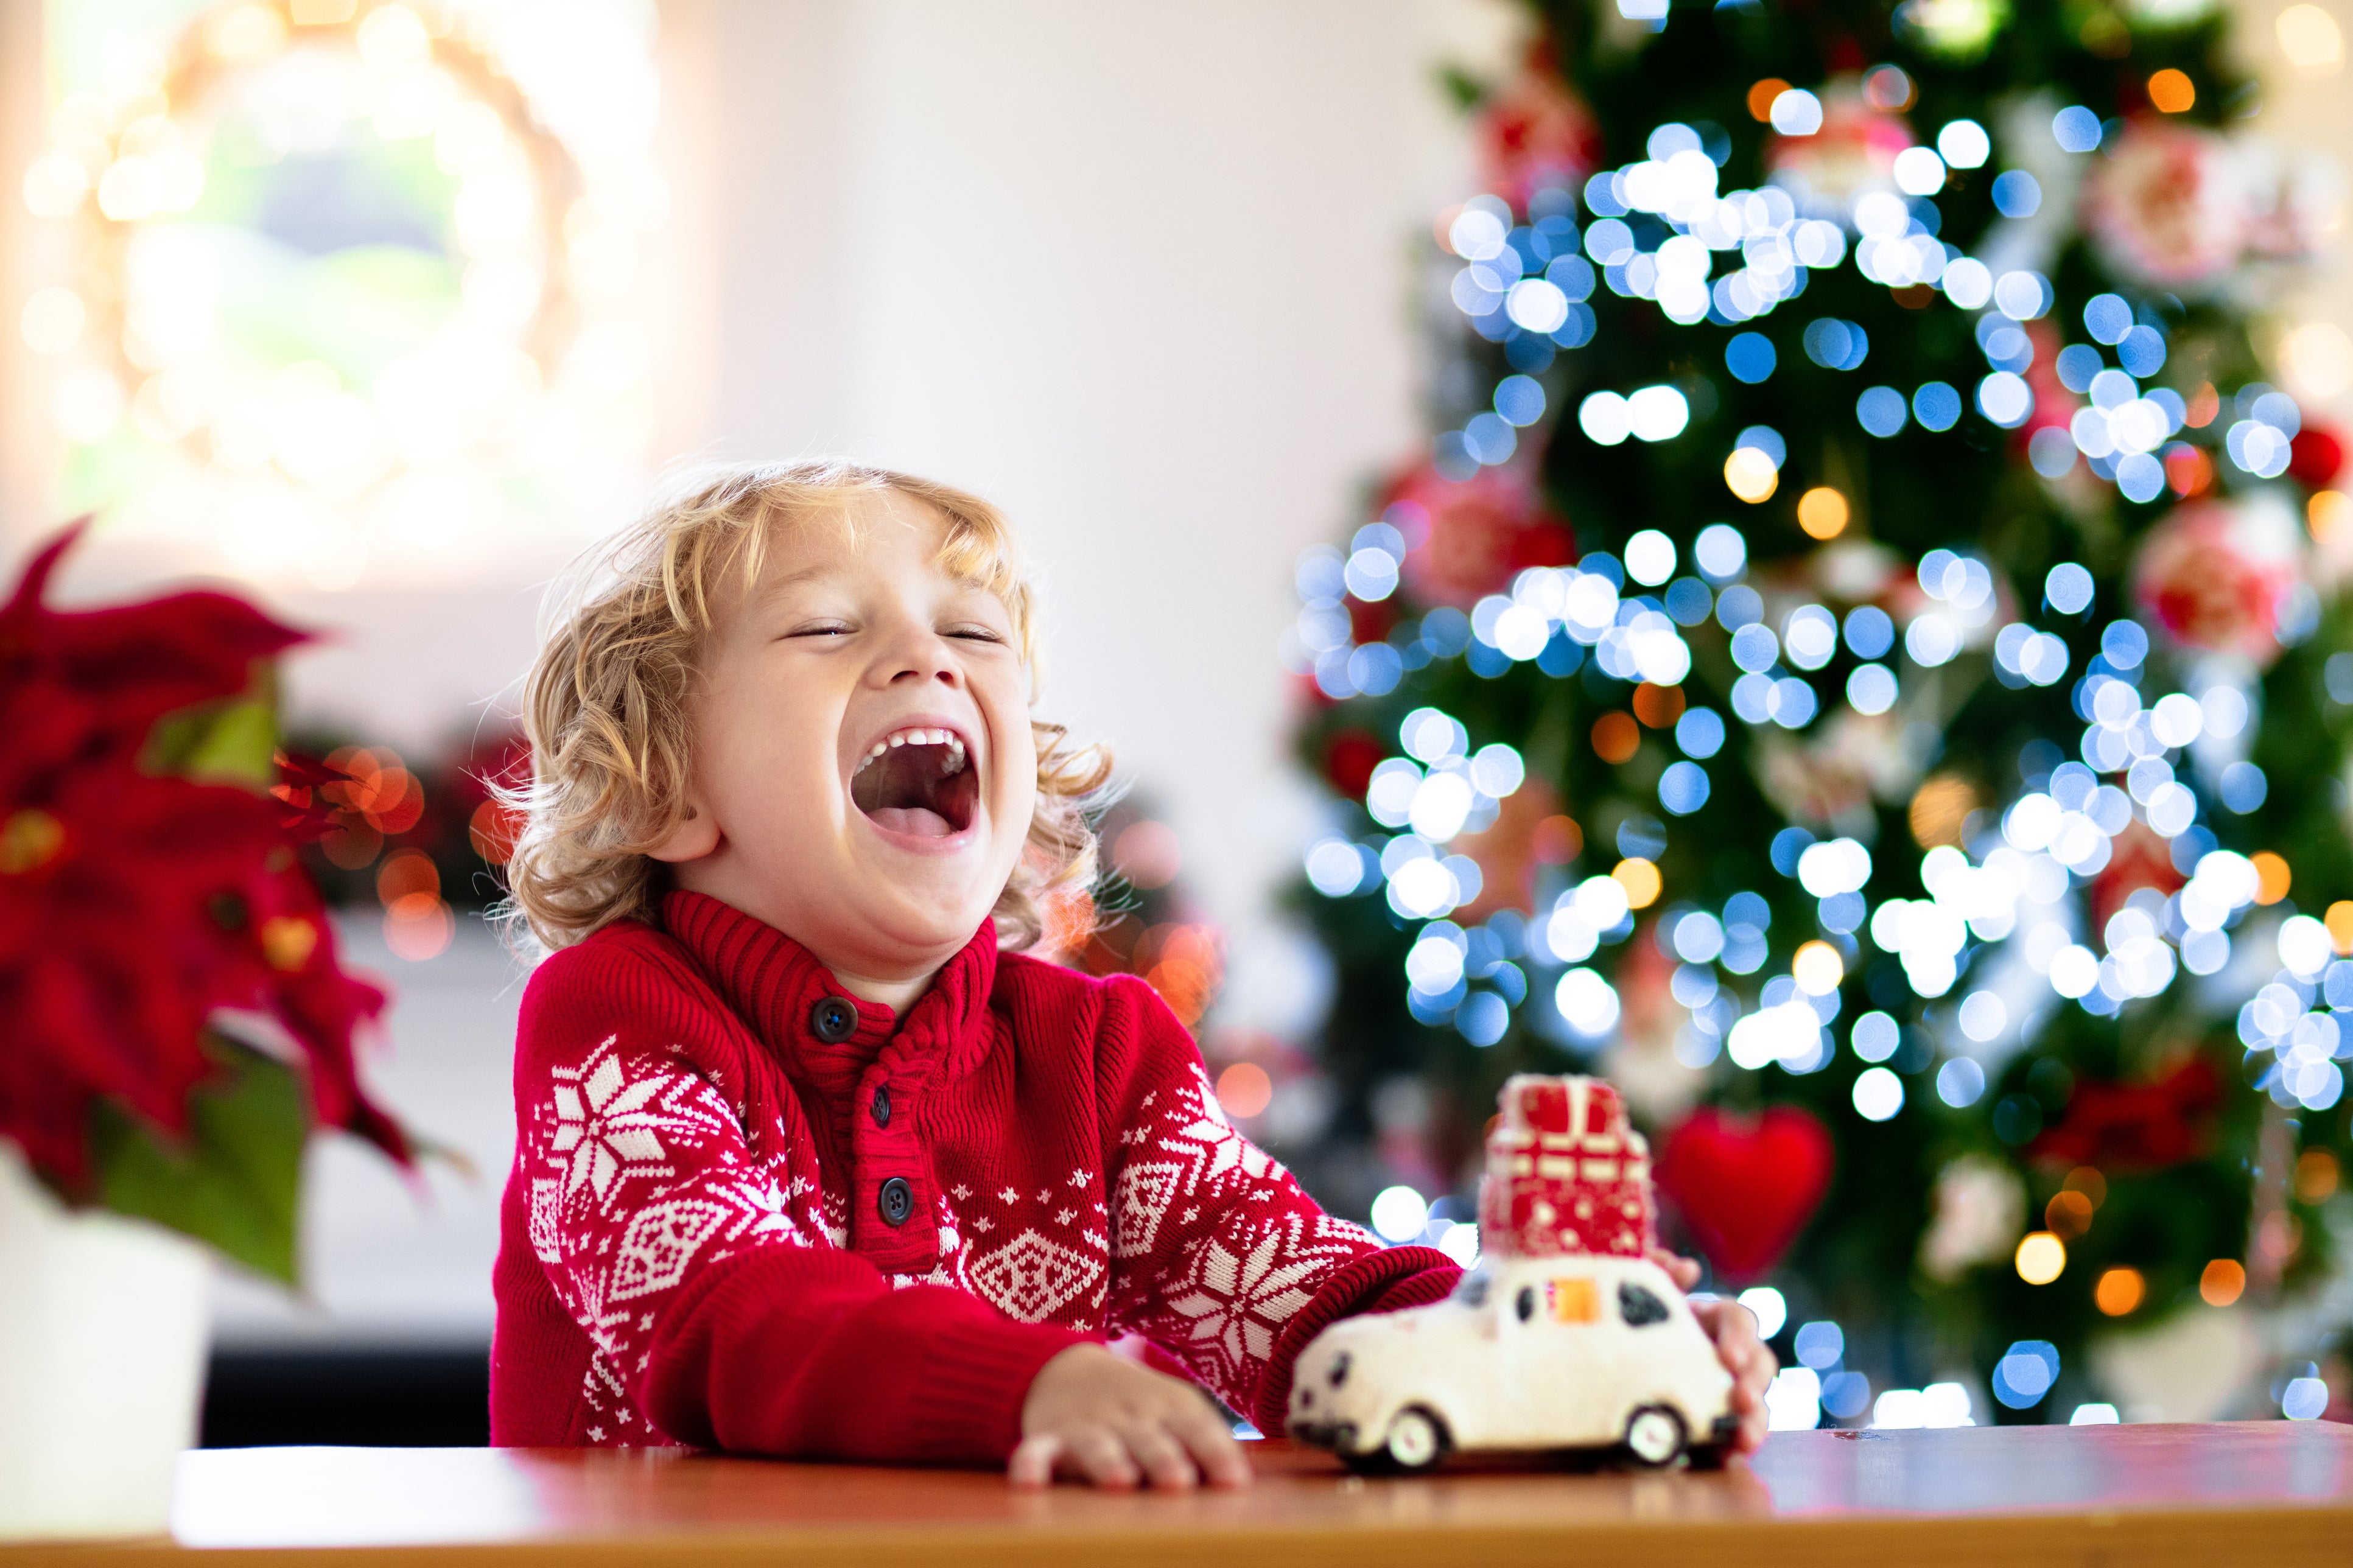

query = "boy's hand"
[1011,1344,1253,1491]
[1650,1247,1776,1455]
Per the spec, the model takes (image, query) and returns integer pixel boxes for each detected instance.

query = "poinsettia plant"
[0,523,408,1280]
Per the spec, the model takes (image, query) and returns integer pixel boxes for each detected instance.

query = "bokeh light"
[1613,856,1662,909]
[2094,1267,2145,1316]
[1725,446,1780,502]
[1215,1062,1272,1119]
[2015,1231,2066,1285]
[1797,487,1848,539]
[1369,1185,1429,1243]
[2279,4,2343,69]
[2145,69,2195,113]
[1113,819,1184,890]
[1736,1285,1786,1339]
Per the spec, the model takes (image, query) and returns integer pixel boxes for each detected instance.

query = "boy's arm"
[516,945,1089,1459]
[1093,976,1459,1434]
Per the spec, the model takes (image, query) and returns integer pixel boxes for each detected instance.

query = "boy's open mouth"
[850,726,978,839]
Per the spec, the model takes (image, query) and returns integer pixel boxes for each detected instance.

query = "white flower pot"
[0,1145,209,1541]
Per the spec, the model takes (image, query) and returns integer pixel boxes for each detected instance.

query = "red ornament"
[1765,86,1910,208]
[1321,729,1384,799]
[2131,497,2303,668]
[0,523,407,1188]
[2083,120,2248,291]
[2019,319,2081,443]
[2091,821,2185,933]
[1478,1075,1655,1260]
[1345,593,1400,649]
[2027,1057,2221,1172]
[1383,459,1575,611]
[1653,1105,1834,1283]
[1474,46,1602,215]
[2290,426,2346,489]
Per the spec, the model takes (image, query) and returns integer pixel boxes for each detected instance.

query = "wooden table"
[7,1424,2350,1567]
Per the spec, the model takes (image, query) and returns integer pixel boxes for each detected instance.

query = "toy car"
[1287,1073,1736,1474]
[1286,1251,1736,1472]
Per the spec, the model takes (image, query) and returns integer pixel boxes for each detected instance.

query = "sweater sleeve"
[1092,976,1459,1432]
[514,942,1088,1460]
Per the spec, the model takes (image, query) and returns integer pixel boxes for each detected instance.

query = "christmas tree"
[1284,0,2350,1427]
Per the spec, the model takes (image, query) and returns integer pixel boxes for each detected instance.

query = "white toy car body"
[1286,1252,1737,1472]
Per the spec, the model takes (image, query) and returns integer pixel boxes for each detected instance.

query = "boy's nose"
[874,628,963,688]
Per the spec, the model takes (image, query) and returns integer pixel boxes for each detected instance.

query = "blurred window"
[25,1,663,587]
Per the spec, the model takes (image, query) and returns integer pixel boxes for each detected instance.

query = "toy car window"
[1456,1272,1490,1307]
[1515,1285,1537,1323]
[1618,1281,1671,1327]
[1548,1276,1599,1323]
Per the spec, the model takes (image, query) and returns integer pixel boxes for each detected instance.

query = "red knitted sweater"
[489,890,1457,1459]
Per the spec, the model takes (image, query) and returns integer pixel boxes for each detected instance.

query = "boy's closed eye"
[780,620,1008,645]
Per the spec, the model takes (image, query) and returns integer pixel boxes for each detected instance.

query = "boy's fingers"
[1008,1435,1061,1489]
[1171,1405,1254,1488]
[1117,1421,1199,1491]
[1688,1298,1775,1454]
[1648,1247,1703,1290]
[1071,1428,1141,1489]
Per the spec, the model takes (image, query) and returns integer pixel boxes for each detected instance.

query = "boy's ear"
[647,800,721,863]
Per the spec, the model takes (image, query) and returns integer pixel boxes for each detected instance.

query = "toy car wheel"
[1381,1407,1451,1474]
[1622,1405,1687,1468]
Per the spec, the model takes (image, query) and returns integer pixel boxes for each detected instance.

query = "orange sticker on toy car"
[1548,1277,1598,1323]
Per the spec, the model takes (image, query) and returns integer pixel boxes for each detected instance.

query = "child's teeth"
[861,727,966,765]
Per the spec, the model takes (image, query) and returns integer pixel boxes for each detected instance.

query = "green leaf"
[1436,63,1489,114]
[143,691,281,789]
[87,1032,309,1284]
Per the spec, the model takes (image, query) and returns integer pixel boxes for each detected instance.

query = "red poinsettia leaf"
[237,855,404,1164]
[4,772,282,1132]
[271,750,355,841]
[0,1046,100,1188]
[273,751,349,789]
[2,525,411,1201]
[0,523,312,766]
[0,517,90,640]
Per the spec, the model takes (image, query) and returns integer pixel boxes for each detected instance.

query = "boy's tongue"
[866,805,953,838]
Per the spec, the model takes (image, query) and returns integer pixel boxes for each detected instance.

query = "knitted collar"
[659,890,1001,1098]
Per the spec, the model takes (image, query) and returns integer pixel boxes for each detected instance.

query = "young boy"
[489,460,1772,1487]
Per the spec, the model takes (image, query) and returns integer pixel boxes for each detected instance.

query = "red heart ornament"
[1654,1105,1834,1283]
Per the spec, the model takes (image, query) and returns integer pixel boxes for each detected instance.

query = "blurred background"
[1,0,2348,1444]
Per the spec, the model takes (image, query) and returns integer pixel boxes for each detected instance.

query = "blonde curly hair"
[501,458,1111,954]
